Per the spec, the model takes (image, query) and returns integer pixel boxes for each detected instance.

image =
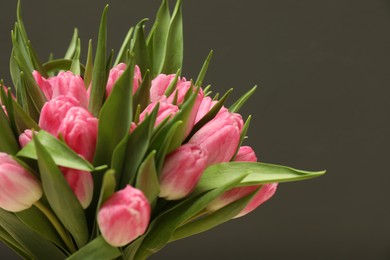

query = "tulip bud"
[57,106,98,162]
[19,129,35,148]
[189,111,243,165]
[39,95,80,135]
[106,63,142,97]
[159,144,208,200]
[206,146,278,218]
[62,168,93,209]
[138,99,179,127]
[33,70,53,100]
[97,185,150,247]
[150,74,176,102]
[0,153,42,212]
[195,96,228,124]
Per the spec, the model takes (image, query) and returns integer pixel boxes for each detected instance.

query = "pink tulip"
[0,153,42,212]
[138,99,179,127]
[62,168,93,209]
[106,63,142,97]
[39,95,80,136]
[19,129,35,148]
[150,74,176,102]
[57,106,98,162]
[195,96,228,124]
[206,146,278,218]
[34,71,89,108]
[159,144,208,200]
[97,185,150,247]
[189,111,243,165]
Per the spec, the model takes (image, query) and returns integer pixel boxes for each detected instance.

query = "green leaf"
[164,69,180,97]
[17,130,94,171]
[135,173,247,259]
[0,208,67,259]
[161,0,183,74]
[231,115,251,161]
[33,135,89,248]
[15,206,67,252]
[170,189,258,242]
[10,95,40,134]
[132,19,152,76]
[195,162,326,194]
[149,0,171,76]
[43,59,86,74]
[133,70,151,112]
[114,27,134,66]
[27,40,48,78]
[0,105,19,155]
[89,5,109,117]
[135,151,160,207]
[67,236,122,260]
[64,28,79,59]
[70,38,81,75]
[229,85,257,113]
[84,39,94,88]
[96,170,116,211]
[0,225,30,259]
[185,88,233,142]
[93,57,135,167]
[195,50,213,87]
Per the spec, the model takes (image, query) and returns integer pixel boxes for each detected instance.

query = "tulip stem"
[34,201,77,253]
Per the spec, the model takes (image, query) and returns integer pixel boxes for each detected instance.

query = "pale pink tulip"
[18,129,35,148]
[150,74,176,102]
[57,106,98,162]
[138,99,179,127]
[33,71,52,100]
[195,96,228,124]
[189,111,243,165]
[159,144,208,200]
[97,185,150,247]
[106,63,142,97]
[206,146,278,218]
[39,95,80,135]
[0,153,42,212]
[62,168,93,209]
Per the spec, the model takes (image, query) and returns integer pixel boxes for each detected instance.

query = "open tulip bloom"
[0,0,325,259]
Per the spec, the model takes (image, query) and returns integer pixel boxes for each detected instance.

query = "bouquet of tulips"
[0,0,325,259]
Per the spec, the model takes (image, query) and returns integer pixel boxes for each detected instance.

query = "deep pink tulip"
[57,106,98,162]
[62,168,93,209]
[97,185,150,247]
[159,144,208,200]
[19,129,35,148]
[206,146,278,218]
[0,153,42,212]
[39,95,80,136]
[106,63,142,97]
[34,71,89,108]
[138,99,179,127]
[189,111,243,165]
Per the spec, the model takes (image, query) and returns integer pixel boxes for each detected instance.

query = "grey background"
[0,0,389,259]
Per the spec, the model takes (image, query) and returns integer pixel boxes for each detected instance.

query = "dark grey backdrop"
[0,0,389,259]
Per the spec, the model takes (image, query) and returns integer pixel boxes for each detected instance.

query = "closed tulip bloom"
[195,96,228,124]
[97,185,150,247]
[106,63,142,97]
[206,146,278,218]
[19,129,35,148]
[57,106,98,162]
[150,74,176,102]
[62,168,93,209]
[0,153,42,212]
[33,71,53,100]
[138,99,179,127]
[39,95,80,136]
[189,111,243,165]
[159,144,208,200]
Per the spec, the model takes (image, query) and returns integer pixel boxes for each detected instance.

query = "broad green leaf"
[0,225,31,259]
[1,87,18,136]
[133,70,151,112]
[170,189,258,242]
[231,115,251,161]
[10,95,40,134]
[10,49,21,89]
[195,50,213,87]
[84,39,94,88]
[70,38,81,75]
[43,59,86,74]
[114,27,134,66]
[185,88,233,142]
[135,173,247,259]
[33,136,89,248]
[123,236,145,260]
[89,5,109,117]
[229,85,257,113]
[27,40,48,78]
[67,236,122,260]
[93,56,135,167]
[18,130,94,171]
[149,0,170,76]
[0,208,67,259]
[15,206,67,252]
[136,151,160,207]
[161,0,183,74]
[64,28,79,59]
[195,162,326,194]
[132,19,152,76]
[0,105,19,155]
